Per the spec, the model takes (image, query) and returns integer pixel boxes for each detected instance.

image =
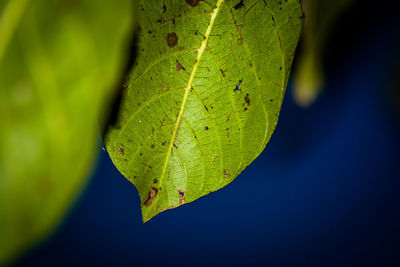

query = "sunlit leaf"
[0,0,134,263]
[105,0,302,222]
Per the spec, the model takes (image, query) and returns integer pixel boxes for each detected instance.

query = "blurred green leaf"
[0,0,134,263]
[293,0,354,107]
[105,0,302,222]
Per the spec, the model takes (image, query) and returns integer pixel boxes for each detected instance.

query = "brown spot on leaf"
[162,141,167,146]
[176,60,185,71]
[167,32,178,48]
[224,169,230,178]
[226,113,231,121]
[162,2,167,13]
[244,93,250,105]
[179,191,185,205]
[153,178,158,184]
[151,144,155,149]
[119,147,125,156]
[144,187,158,206]
[186,0,199,7]
[205,126,209,130]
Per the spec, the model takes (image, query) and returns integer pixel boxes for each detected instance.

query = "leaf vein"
[146,0,225,217]
[130,47,198,86]
[113,87,185,154]
[225,2,269,160]
[207,47,244,173]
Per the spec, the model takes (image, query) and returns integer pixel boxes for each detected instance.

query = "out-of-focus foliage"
[0,0,134,264]
[105,0,302,222]
[293,0,355,107]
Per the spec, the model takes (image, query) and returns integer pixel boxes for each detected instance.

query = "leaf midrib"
[147,0,224,214]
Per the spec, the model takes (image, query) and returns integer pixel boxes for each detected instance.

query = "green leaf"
[0,0,134,263]
[105,0,302,222]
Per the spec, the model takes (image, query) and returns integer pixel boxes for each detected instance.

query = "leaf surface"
[105,0,302,222]
[0,0,134,263]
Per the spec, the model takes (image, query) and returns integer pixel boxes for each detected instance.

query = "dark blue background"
[17,3,400,267]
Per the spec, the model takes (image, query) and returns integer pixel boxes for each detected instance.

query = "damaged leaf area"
[105,0,302,222]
